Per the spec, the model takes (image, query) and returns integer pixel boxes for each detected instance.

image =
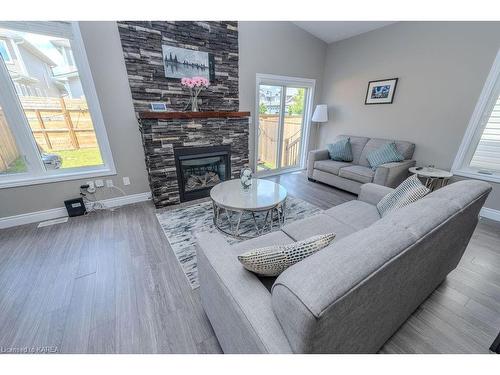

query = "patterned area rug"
[156,196,321,289]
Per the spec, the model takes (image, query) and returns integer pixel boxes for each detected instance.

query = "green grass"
[1,148,103,174]
[3,156,27,174]
[53,148,103,169]
[257,161,276,171]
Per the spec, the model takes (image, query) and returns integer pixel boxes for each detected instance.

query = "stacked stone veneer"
[117,21,239,112]
[141,116,249,208]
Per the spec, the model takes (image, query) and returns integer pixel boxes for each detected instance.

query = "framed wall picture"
[150,102,168,112]
[162,45,215,82]
[365,78,398,105]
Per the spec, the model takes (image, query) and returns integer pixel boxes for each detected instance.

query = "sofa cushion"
[314,160,351,175]
[282,213,356,242]
[338,165,374,184]
[231,231,296,292]
[331,135,370,164]
[237,233,336,277]
[324,200,381,230]
[366,142,404,171]
[359,138,415,167]
[327,138,353,162]
[377,174,430,217]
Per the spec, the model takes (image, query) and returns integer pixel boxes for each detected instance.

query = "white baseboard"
[97,191,151,209]
[0,207,69,230]
[480,207,500,222]
[0,192,152,229]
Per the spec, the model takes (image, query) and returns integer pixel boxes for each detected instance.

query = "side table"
[409,166,453,191]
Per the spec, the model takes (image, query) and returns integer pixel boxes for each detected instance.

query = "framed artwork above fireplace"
[162,45,216,82]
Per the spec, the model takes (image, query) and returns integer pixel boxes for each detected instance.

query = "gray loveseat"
[196,180,491,353]
[307,135,416,194]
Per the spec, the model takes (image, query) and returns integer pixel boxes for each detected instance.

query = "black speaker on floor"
[64,197,87,217]
[490,331,500,354]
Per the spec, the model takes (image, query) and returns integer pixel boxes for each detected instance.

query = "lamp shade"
[312,104,328,122]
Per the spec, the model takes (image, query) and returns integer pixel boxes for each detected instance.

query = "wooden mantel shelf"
[138,111,251,120]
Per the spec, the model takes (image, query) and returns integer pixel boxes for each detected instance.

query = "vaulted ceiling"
[292,21,396,44]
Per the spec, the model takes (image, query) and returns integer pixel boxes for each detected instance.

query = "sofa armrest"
[196,231,292,353]
[307,149,329,178]
[358,183,394,205]
[373,159,416,188]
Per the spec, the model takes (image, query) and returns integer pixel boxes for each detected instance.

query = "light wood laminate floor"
[0,171,499,353]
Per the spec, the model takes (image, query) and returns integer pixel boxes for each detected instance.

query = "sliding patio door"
[256,74,315,174]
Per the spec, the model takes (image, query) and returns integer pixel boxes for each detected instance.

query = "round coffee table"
[210,179,288,239]
[409,166,453,191]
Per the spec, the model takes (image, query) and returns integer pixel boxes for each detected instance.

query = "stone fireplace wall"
[117,21,248,208]
[141,116,249,208]
[117,21,239,113]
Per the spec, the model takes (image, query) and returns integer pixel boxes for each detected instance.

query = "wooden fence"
[0,96,97,172]
[258,114,303,169]
[0,109,20,171]
[22,97,97,152]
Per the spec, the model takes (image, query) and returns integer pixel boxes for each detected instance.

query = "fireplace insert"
[174,145,231,202]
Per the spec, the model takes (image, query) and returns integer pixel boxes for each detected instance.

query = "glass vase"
[191,95,199,112]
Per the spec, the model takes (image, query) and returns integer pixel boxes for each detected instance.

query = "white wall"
[317,21,500,210]
[0,21,150,219]
[238,21,327,168]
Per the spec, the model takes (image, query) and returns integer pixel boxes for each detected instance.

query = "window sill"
[0,166,117,189]
[453,168,500,184]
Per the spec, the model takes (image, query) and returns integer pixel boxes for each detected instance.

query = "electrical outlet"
[123,176,130,186]
[106,179,113,188]
[95,179,104,188]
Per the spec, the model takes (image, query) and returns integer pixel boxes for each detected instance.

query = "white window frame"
[0,39,12,63]
[0,21,115,189]
[254,73,315,177]
[452,49,500,184]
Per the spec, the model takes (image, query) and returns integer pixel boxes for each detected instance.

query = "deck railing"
[258,114,303,169]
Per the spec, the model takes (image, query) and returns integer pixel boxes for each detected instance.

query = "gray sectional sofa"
[196,180,491,353]
[307,135,416,194]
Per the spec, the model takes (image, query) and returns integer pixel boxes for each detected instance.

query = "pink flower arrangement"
[181,76,210,111]
[181,76,210,88]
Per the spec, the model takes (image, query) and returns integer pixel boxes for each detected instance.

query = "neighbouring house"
[0,29,83,99]
[50,39,85,98]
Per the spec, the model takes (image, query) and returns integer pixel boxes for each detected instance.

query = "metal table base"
[211,199,287,239]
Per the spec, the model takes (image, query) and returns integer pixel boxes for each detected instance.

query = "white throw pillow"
[237,233,336,277]
[377,174,430,217]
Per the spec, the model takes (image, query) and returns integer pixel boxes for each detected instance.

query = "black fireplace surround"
[174,145,231,202]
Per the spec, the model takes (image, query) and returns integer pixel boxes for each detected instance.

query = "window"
[0,39,12,63]
[0,22,115,188]
[453,49,500,183]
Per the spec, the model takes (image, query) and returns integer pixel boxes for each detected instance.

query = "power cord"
[79,183,127,214]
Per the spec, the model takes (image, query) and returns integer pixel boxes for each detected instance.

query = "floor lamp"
[312,104,328,144]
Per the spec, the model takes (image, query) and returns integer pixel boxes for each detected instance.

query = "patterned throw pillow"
[237,233,336,277]
[366,142,404,171]
[377,174,430,217]
[327,138,353,162]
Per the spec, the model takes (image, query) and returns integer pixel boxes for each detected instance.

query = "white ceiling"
[292,21,396,44]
